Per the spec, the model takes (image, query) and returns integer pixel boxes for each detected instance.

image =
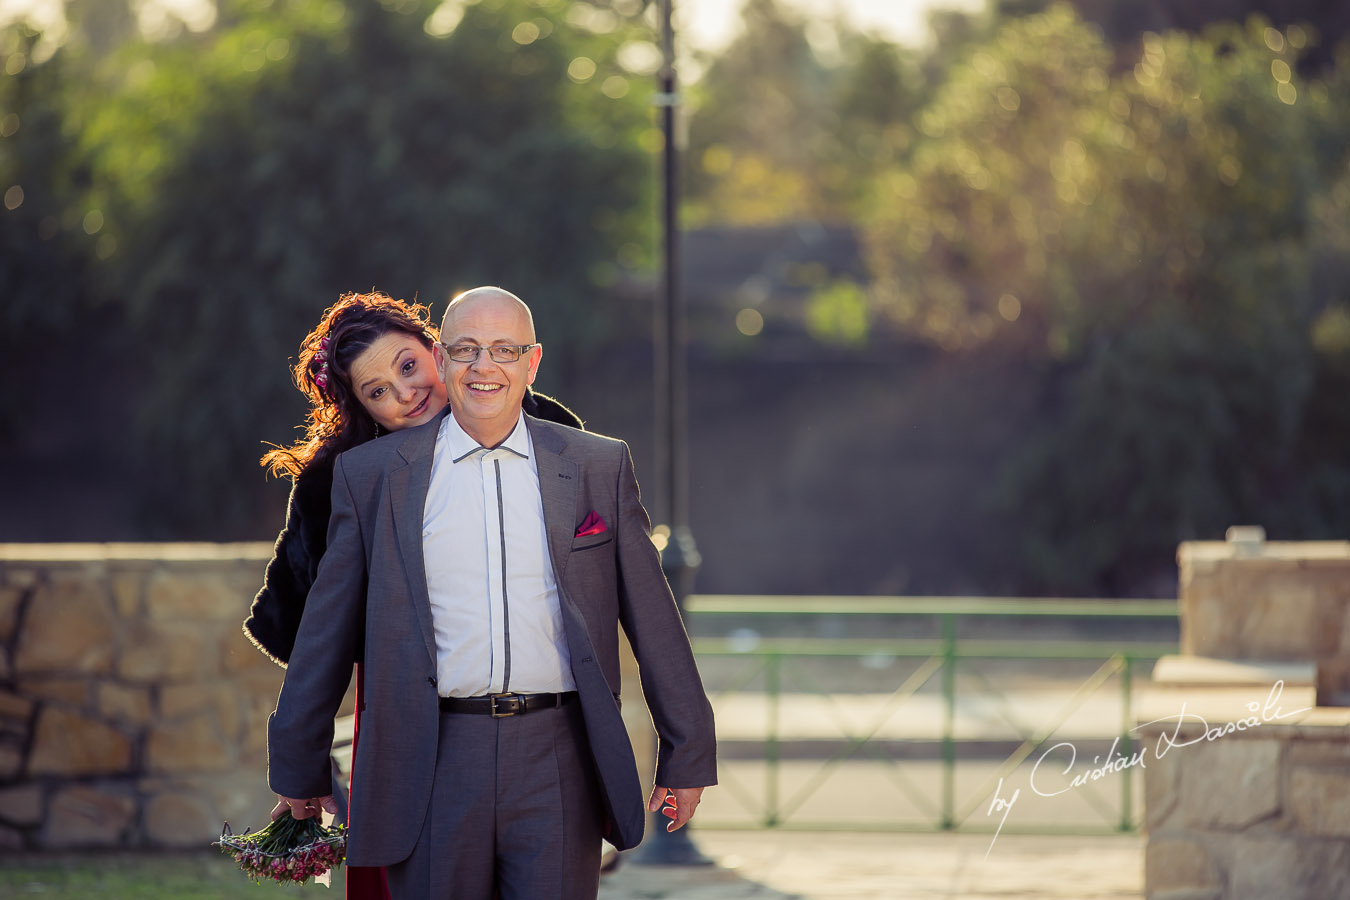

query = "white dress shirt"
[422,411,576,697]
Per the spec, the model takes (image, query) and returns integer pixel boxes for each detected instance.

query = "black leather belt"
[438,691,577,718]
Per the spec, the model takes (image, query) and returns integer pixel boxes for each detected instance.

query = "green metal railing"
[687,594,1178,834]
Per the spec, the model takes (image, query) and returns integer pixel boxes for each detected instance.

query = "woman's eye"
[370,387,386,400]
[402,360,416,374]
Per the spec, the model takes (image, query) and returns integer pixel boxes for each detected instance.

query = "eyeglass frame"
[437,341,539,364]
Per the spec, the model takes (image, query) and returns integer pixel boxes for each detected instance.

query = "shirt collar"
[444,409,531,463]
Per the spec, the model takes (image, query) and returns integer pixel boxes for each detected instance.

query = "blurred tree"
[822,32,920,213]
[60,0,655,535]
[681,0,994,226]
[862,5,1350,592]
[999,0,1350,70]
[1294,76,1350,533]
[62,0,139,56]
[918,6,999,90]
[864,6,1115,353]
[682,0,833,223]
[0,23,92,438]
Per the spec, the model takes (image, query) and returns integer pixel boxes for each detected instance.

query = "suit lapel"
[390,409,447,669]
[527,416,579,580]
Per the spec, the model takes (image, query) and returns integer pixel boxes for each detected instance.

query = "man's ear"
[527,343,542,386]
[432,342,447,381]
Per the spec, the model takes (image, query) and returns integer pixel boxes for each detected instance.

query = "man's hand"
[647,785,705,832]
[272,795,338,821]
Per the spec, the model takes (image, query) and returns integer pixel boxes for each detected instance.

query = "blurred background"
[3,0,1350,599]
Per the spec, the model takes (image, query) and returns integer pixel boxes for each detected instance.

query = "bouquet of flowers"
[215,810,347,884]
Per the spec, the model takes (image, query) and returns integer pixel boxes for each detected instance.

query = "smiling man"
[267,286,716,900]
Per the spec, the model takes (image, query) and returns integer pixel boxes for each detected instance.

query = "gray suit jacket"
[267,410,716,865]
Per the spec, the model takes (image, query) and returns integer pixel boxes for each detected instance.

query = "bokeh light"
[735,308,764,336]
[567,56,596,83]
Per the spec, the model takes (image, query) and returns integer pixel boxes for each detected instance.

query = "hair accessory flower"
[314,336,330,391]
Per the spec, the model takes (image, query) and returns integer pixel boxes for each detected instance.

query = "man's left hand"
[647,785,705,832]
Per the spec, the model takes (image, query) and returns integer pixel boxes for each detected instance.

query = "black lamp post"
[651,0,688,546]
[633,0,712,867]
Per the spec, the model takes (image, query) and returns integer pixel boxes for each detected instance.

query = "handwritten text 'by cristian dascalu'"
[981,680,1310,859]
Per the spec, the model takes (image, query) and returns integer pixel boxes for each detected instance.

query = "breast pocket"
[571,533,614,552]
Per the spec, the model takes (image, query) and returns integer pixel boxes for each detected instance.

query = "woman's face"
[347,332,448,432]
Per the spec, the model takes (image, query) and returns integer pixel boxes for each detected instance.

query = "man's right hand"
[272,795,338,821]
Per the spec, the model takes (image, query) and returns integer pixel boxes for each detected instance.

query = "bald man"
[267,287,717,899]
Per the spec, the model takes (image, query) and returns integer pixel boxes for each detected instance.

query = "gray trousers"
[385,700,605,900]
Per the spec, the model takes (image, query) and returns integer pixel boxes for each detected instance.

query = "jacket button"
[427,676,436,686]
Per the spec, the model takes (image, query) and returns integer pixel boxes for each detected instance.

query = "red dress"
[346,664,391,900]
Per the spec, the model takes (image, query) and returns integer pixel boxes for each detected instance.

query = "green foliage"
[805,279,869,345]
[861,4,1350,591]
[682,0,830,223]
[0,25,90,336]
[863,6,1339,354]
[865,5,1115,351]
[4,0,655,534]
[683,0,937,224]
[1000,328,1301,591]
[0,24,96,438]
[999,0,1350,70]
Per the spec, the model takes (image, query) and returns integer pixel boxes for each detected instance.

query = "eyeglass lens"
[447,345,529,363]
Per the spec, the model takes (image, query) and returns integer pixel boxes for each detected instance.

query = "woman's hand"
[647,785,705,832]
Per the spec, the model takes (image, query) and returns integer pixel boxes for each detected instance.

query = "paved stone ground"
[601,679,1152,898]
[599,831,1144,899]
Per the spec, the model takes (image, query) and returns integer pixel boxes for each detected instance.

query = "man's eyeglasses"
[439,342,538,364]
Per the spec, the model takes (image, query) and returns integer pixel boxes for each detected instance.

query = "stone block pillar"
[1177,531,1350,705]
[1144,531,1350,898]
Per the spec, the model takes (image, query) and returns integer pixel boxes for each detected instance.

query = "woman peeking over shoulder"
[244,290,583,665]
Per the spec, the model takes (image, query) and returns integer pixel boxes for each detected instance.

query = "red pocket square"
[575,511,607,537]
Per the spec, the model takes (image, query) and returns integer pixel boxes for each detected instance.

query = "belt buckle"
[489,693,521,718]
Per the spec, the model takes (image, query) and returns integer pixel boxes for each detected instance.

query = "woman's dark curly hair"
[262,291,438,478]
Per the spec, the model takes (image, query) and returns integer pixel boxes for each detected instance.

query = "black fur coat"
[242,390,585,667]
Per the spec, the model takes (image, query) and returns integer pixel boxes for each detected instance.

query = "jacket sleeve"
[243,467,330,667]
[612,443,717,790]
[267,452,367,800]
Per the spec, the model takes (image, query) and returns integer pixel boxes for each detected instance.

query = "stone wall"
[1144,535,1350,899]
[0,543,341,851]
[1141,707,1350,900]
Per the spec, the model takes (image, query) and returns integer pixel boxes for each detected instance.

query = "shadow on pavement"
[600,855,795,899]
